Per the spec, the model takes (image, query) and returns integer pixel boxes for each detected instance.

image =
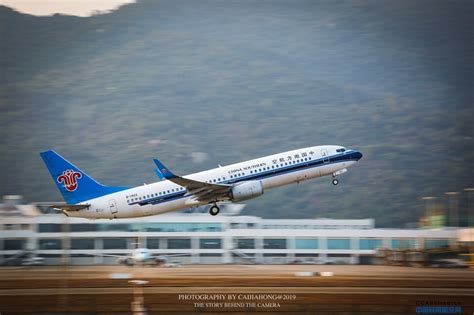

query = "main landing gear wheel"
[209,205,220,216]
[332,178,339,186]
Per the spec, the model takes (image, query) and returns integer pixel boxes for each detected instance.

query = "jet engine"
[231,180,264,202]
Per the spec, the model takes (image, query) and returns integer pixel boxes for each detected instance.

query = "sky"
[0,0,135,16]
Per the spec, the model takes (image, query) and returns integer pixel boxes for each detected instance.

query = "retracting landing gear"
[209,204,220,216]
[331,168,346,186]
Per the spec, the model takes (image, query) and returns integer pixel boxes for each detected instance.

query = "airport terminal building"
[0,196,458,265]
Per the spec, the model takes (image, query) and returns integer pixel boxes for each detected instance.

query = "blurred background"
[0,0,472,227]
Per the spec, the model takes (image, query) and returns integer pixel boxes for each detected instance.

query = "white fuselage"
[70,145,361,219]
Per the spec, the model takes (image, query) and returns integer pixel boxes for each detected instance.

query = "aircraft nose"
[352,151,363,161]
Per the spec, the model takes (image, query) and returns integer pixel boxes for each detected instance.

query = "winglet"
[154,168,166,181]
[153,159,177,180]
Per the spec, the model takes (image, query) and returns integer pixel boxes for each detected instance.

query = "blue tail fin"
[40,150,129,204]
[153,159,177,180]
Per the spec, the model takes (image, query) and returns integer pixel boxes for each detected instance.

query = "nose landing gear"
[209,204,220,216]
[331,168,347,185]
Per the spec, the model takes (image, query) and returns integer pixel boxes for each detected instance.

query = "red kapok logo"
[57,169,82,192]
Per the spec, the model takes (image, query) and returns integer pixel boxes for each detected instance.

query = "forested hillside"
[0,0,472,227]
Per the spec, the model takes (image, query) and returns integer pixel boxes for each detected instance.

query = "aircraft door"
[108,199,118,214]
[321,149,329,163]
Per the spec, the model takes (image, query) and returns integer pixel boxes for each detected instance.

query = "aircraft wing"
[153,253,191,258]
[153,159,232,202]
[83,253,126,258]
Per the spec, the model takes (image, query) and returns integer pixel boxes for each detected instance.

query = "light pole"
[129,279,148,315]
[445,192,459,227]
[421,197,436,228]
[60,215,70,312]
[465,188,474,227]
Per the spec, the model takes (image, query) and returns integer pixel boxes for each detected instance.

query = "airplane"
[40,145,362,219]
[92,246,188,267]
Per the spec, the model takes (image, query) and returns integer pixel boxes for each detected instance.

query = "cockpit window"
[336,148,346,152]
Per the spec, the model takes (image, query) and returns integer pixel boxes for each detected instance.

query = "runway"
[1,265,473,314]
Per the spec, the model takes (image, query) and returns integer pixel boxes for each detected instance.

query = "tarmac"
[0,265,473,314]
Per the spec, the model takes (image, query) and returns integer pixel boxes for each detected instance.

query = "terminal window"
[359,238,382,250]
[167,239,191,249]
[391,239,416,249]
[70,224,98,232]
[38,224,62,233]
[39,239,62,250]
[424,239,450,249]
[137,223,222,232]
[71,239,95,250]
[146,238,160,249]
[103,238,128,249]
[295,238,319,249]
[327,238,351,250]
[236,238,255,249]
[200,239,221,249]
[3,224,29,230]
[264,239,287,249]
[4,239,26,250]
[100,224,130,232]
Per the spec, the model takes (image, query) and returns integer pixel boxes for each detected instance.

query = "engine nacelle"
[231,180,264,202]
